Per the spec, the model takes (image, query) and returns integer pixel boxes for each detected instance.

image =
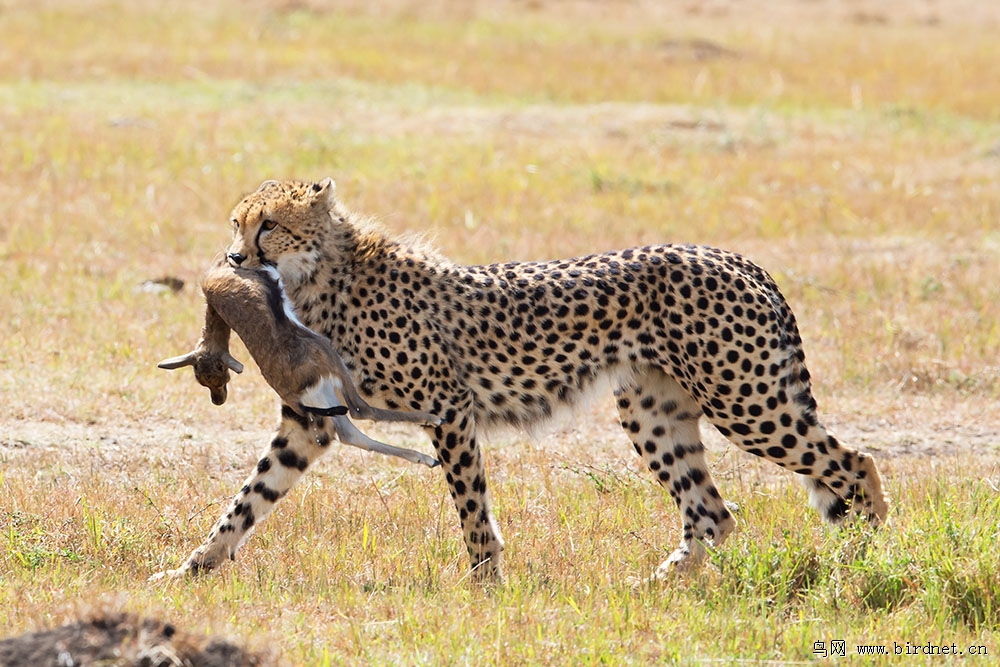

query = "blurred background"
[2,0,997,433]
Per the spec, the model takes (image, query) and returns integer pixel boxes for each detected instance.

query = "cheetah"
[155,177,887,582]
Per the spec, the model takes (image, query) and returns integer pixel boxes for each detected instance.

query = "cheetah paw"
[648,545,708,582]
[148,554,212,582]
[148,567,187,583]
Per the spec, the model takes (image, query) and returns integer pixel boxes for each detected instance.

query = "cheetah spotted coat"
[155,178,887,582]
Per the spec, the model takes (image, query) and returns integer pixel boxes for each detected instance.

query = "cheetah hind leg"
[705,385,889,529]
[800,446,888,527]
[615,371,737,580]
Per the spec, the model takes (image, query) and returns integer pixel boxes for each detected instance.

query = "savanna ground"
[2,0,999,663]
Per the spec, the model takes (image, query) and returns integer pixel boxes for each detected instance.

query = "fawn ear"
[310,177,336,209]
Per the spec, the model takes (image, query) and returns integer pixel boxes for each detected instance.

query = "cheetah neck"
[278,205,367,285]
[282,207,421,328]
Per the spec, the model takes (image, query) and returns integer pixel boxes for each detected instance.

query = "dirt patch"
[2,391,999,478]
[0,613,273,667]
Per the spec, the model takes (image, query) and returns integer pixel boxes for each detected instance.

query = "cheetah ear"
[257,179,280,192]
[309,177,337,209]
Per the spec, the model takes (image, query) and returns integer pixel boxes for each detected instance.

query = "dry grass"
[3,426,999,663]
[2,0,999,663]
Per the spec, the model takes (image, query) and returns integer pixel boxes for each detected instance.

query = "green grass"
[2,446,998,663]
[2,0,999,663]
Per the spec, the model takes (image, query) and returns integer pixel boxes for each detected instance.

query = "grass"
[1,0,999,663]
[2,444,999,663]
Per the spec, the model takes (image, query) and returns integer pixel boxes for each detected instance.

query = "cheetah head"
[227,178,336,286]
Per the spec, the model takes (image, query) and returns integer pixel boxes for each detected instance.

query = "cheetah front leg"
[430,395,505,583]
[151,406,332,580]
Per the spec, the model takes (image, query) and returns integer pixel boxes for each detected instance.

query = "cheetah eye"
[262,219,278,231]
